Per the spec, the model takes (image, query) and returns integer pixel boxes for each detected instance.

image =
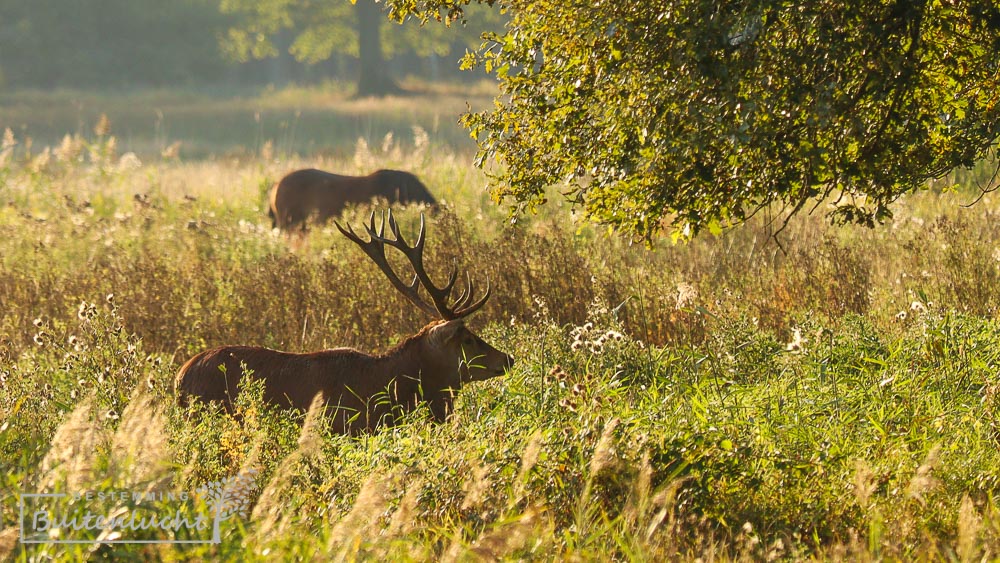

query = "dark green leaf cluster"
[393,0,1000,240]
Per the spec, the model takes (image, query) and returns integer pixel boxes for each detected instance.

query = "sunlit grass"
[2,108,1000,559]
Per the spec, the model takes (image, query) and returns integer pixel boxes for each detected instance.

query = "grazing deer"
[268,168,436,231]
[175,210,513,433]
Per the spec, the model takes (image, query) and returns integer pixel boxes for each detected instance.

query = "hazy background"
[0,0,500,157]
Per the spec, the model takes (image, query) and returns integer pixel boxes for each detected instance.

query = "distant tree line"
[0,0,497,91]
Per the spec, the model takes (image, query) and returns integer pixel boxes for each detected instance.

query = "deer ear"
[428,319,465,346]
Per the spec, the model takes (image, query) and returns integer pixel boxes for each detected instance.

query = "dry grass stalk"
[296,392,327,456]
[327,472,396,556]
[250,462,295,540]
[956,494,981,562]
[458,506,545,562]
[111,388,171,488]
[461,462,491,511]
[386,481,421,539]
[512,431,543,504]
[853,459,876,508]
[38,397,104,492]
[624,451,653,527]
[0,527,18,561]
[646,478,690,543]
[250,400,325,542]
[906,444,941,507]
[589,417,621,476]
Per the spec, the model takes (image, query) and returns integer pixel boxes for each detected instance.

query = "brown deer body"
[175,211,512,433]
[268,169,436,231]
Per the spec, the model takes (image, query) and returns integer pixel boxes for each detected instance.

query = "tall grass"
[2,113,1000,560]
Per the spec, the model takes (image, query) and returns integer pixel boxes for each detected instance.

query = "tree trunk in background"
[356,0,402,97]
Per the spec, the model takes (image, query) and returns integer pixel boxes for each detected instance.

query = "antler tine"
[333,219,358,242]
[454,278,491,318]
[339,209,492,321]
[385,212,460,319]
[364,209,385,240]
[386,208,409,247]
[452,272,475,310]
[337,210,439,318]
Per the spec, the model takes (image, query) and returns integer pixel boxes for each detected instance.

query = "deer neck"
[377,330,455,401]
[377,335,431,396]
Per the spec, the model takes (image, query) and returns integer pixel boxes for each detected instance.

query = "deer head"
[336,210,513,386]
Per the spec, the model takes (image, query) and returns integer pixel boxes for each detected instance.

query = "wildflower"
[548,365,568,381]
[33,317,43,328]
[106,293,115,304]
[785,327,806,353]
[910,300,928,313]
[895,311,907,322]
[33,333,46,346]
[104,409,119,421]
[77,301,96,320]
[676,281,698,309]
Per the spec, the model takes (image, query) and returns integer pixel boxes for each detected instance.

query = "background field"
[2,87,1000,560]
[0,80,495,159]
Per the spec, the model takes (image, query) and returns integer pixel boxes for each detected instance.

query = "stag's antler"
[335,209,490,320]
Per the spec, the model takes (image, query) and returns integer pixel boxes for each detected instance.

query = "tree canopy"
[0,0,231,88]
[221,0,503,95]
[390,0,1000,241]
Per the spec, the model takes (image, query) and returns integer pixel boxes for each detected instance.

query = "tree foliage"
[221,0,503,95]
[0,0,231,88]
[390,0,1000,241]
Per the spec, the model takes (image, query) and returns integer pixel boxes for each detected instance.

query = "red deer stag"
[175,210,512,433]
[268,168,436,231]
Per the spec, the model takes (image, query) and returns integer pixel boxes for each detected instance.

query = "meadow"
[1,87,1000,560]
